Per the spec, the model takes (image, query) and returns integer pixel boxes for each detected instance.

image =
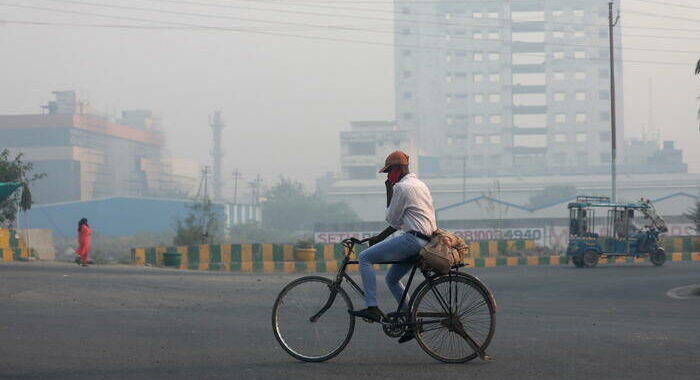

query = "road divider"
[0,228,30,262]
[661,236,700,254]
[131,239,536,269]
[131,240,700,273]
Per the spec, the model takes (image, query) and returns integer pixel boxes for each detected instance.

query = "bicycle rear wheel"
[272,276,355,362]
[411,274,495,363]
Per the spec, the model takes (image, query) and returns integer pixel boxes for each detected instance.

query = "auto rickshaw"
[566,196,668,268]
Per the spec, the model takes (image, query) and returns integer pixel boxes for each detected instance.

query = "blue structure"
[22,197,260,237]
[566,196,668,268]
[0,182,20,202]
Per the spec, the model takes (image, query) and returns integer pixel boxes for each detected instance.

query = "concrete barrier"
[131,239,537,268]
[0,228,30,262]
[17,229,55,261]
[130,250,700,273]
[661,236,700,253]
[130,238,700,273]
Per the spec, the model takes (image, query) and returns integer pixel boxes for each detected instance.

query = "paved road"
[1,262,699,380]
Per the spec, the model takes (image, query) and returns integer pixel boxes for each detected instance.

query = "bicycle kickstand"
[454,324,493,361]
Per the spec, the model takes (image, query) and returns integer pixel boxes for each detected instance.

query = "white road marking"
[666,284,700,299]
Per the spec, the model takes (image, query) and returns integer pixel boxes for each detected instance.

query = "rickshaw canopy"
[0,182,21,203]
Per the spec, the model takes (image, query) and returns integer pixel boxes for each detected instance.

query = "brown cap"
[379,151,409,173]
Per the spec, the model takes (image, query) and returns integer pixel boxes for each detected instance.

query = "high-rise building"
[0,91,197,204]
[394,0,624,176]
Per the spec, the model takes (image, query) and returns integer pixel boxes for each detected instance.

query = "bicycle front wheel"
[412,274,495,363]
[272,276,355,362]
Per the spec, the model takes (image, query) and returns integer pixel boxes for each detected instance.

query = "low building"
[21,197,261,237]
[340,121,418,180]
[315,192,698,248]
[0,91,197,204]
[622,139,687,174]
[325,172,700,223]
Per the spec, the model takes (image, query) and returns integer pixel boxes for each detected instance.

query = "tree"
[262,177,359,232]
[173,198,222,245]
[0,149,45,227]
[684,200,700,235]
[528,185,577,209]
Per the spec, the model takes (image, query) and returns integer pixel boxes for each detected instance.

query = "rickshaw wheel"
[650,248,666,266]
[572,255,584,268]
[582,250,599,268]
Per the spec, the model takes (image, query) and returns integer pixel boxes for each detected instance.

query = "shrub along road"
[1,262,699,380]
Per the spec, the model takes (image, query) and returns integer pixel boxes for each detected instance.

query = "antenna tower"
[210,111,226,200]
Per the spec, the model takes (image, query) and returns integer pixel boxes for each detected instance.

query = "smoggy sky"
[0,0,698,196]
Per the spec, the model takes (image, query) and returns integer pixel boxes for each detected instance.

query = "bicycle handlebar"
[342,237,369,246]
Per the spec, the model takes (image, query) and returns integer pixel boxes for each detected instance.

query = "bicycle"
[272,237,496,363]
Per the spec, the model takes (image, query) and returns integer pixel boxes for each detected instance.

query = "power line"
[257,0,700,33]
[40,0,398,31]
[625,9,700,23]
[29,0,700,54]
[0,19,345,31]
[44,0,700,33]
[630,0,700,11]
[154,0,700,33]
[7,18,692,41]
[622,32,699,40]
[0,4,694,66]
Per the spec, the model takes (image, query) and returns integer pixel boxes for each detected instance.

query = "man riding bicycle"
[349,151,437,343]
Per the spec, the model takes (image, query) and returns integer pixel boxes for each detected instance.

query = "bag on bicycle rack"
[419,229,469,275]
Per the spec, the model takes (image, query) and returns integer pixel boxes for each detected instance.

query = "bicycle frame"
[314,239,449,320]
[304,238,493,361]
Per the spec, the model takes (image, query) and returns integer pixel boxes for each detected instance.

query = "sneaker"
[348,306,384,323]
[398,330,414,344]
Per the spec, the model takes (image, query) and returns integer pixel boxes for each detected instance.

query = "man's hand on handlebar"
[367,235,382,247]
[367,226,398,247]
[344,237,369,246]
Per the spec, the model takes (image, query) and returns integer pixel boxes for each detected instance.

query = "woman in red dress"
[76,218,91,267]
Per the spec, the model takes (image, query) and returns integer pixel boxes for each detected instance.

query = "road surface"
[1,262,699,380]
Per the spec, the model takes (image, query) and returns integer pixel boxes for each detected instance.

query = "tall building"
[394,0,624,176]
[0,91,197,204]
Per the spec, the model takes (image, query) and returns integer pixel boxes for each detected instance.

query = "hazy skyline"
[1,0,698,194]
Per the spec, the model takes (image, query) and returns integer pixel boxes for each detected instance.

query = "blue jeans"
[358,233,428,310]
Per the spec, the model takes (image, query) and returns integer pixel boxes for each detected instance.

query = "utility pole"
[461,156,466,201]
[232,169,242,205]
[250,174,263,206]
[608,1,620,202]
[647,78,654,142]
[197,166,211,200]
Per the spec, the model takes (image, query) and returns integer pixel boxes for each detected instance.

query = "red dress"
[76,225,91,264]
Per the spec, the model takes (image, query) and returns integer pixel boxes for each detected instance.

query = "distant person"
[75,218,91,267]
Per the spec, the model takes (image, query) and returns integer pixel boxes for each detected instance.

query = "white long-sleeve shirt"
[385,173,437,236]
